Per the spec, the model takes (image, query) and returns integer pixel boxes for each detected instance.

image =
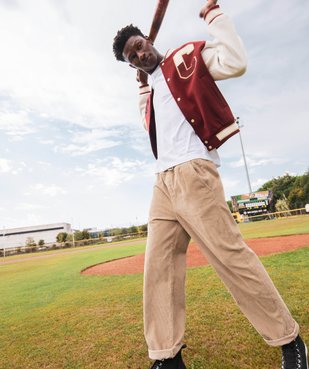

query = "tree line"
[55,224,148,243]
[258,170,309,212]
[59,171,309,243]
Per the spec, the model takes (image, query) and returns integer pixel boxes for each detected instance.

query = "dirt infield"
[82,234,309,276]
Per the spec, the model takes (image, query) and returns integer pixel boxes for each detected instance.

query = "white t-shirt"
[150,66,221,173]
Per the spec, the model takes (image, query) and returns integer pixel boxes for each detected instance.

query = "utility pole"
[236,117,253,194]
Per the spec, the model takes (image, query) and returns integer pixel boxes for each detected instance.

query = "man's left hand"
[199,0,218,19]
[136,69,148,85]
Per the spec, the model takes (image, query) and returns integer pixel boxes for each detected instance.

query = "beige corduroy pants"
[143,159,299,360]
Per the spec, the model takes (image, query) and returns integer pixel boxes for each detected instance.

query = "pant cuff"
[149,342,183,360]
[264,321,300,346]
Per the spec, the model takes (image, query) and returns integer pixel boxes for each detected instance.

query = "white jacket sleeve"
[202,6,247,81]
[138,84,151,131]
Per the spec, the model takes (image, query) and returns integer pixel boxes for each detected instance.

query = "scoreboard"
[231,191,273,217]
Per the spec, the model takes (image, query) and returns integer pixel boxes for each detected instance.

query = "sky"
[0,0,309,231]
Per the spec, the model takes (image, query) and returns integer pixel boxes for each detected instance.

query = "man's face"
[122,35,162,74]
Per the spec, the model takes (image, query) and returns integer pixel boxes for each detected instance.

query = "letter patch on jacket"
[173,44,197,80]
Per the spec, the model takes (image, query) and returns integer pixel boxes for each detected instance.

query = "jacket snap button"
[177,97,181,102]
[191,119,195,123]
[167,78,170,82]
[209,145,212,149]
[204,140,208,144]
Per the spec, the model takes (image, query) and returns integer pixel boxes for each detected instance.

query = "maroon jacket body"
[145,41,239,159]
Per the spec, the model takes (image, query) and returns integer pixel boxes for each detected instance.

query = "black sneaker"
[282,335,308,369]
[149,344,187,369]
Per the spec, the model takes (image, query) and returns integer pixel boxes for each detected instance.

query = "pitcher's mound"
[82,234,309,276]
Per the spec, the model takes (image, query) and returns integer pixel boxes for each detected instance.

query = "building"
[0,223,72,249]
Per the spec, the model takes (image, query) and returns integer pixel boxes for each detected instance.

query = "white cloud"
[56,129,121,156]
[0,0,138,130]
[284,170,297,177]
[15,202,46,211]
[221,177,241,188]
[40,139,55,145]
[251,178,269,189]
[32,183,67,196]
[76,156,153,186]
[59,142,118,156]
[37,160,52,167]
[229,156,286,169]
[0,110,36,137]
[22,213,45,228]
[0,158,26,175]
[0,158,11,173]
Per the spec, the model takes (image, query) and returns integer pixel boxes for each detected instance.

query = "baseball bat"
[148,0,170,43]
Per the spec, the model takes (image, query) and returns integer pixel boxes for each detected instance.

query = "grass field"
[0,216,308,369]
[238,214,309,239]
[2,215,308,264]
[0,238,147,262]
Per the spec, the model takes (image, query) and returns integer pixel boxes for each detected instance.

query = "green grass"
[0,217,309,369]
[239,214,309,239]
[0,245,308,368]
[185,248,309,369]
[0,243,146,369]
[1,237,147,262]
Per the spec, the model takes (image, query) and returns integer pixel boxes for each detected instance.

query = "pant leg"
[172,159,299,346]
[144,175,191,360]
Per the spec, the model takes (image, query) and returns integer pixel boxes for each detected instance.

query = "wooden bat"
[136,0,169,83]
[148,0,170,43]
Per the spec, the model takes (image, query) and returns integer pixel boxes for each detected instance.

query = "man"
[113,1,308,368]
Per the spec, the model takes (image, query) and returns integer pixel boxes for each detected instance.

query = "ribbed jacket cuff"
[204,5,223,24]
[139,84,151,95]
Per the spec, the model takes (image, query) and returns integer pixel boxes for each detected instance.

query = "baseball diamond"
[81,234,309,276]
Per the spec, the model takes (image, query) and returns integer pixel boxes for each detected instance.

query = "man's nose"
[137,50,146,61]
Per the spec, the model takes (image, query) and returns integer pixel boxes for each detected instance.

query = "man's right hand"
[136,69,148,85]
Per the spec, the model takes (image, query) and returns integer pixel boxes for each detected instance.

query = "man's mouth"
[143,55,149,65]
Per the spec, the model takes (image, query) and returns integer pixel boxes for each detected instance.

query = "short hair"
[113,24,145,62]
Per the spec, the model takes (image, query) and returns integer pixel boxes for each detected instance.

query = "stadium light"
[236,117,253,194]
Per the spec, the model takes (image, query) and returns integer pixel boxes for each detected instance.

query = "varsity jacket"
[139,6,247,159]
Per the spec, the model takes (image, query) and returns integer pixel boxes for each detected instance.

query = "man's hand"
[199,0,218,19]
[136,69,148,85]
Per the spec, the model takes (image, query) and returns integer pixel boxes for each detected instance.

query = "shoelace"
[151,360,165,369]
[282,341,302,369]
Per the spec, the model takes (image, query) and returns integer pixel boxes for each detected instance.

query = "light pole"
[2,226,6,258]
[236,117,253,194]
[70,219,75,247]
